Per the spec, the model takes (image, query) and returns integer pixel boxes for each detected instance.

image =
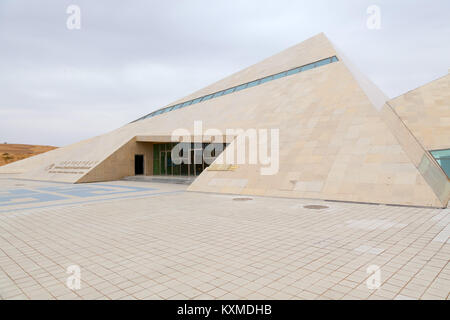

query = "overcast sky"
[0,0,449,146]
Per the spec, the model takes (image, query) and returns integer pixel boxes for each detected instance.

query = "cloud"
[0,0,449,146]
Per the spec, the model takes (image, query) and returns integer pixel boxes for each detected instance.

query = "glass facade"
[430,149,450,179]
[133,55,339,122]
[153,143,227,177]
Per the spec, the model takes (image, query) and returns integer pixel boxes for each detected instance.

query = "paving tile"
[0,179,447,300]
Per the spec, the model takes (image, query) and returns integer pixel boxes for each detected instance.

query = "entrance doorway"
[159,150,173,175]
[134,154,144,175]
[153,143,227,177]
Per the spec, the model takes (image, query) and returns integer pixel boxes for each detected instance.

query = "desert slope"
[0,144,57,166]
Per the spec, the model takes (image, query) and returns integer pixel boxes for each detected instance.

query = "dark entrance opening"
[134,154,144,175]
[153,143,227,177]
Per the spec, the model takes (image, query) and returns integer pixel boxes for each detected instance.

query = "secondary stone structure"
[1,33,449,207]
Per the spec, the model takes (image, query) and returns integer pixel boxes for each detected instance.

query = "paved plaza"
[0,177,448,300]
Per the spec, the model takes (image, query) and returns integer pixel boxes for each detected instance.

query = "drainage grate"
[233,197,253,201]
[304,205,329,210]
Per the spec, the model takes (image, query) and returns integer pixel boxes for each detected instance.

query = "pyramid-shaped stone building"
[1,33,449,207]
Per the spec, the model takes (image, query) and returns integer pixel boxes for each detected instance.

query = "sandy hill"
[0,144,57,166]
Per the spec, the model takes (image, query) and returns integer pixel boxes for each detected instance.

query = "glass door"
[166,151,172,175]
[160,151,166,175]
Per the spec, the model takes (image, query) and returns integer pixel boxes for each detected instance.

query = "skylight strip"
[133,55,339,122]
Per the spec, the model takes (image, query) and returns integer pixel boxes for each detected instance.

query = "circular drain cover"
[233,197,253,201]
[304,205,329,210]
